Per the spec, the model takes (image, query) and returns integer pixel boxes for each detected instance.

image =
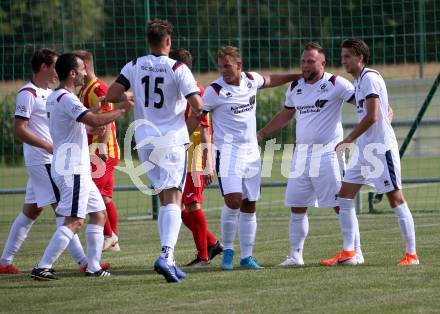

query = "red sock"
[188,209,209,260]
[181,209,193,230]
[105,201,118,235]
[103,217,113,237]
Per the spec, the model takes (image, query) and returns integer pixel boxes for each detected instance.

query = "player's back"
[118,54,200,149]
[47,88,90,176]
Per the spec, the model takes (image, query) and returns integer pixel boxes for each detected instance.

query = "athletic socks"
[38,226,74,269]
[238,212,257,259]
[56,217,87,267]
[289,212,309,260]
[85,224,104,272]
[221,205,239,250]
[105,201,118,235]
[187,209,209,260]
[394,202,416,254]
[0,212,34,266]
[338,198,356,251]
[158,204,182,264]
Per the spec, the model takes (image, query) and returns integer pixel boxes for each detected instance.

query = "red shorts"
[91,157,118,198]
[182,172,205,205]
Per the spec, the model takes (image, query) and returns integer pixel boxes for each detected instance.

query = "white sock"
[157,205,164,241]
[338,198,356,251]
[85,224,104,272]
[238,212,257,259]
[394,202,416,254]
[160,246,175,266]
[0,212,35,266]
[221,205,239,250]
[289,212,308,260]
[38,226,74,269]
[56,217,87,267]
[354,215,362,256]
[159,204,181,264]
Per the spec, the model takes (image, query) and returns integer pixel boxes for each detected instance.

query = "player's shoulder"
[360,67,382,82]
[286,78,304,94]
[206,77,224,96]
[324,72,352,87]
[17,82,38,98]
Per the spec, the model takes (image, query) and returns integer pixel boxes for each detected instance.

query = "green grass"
[1,208,439,313]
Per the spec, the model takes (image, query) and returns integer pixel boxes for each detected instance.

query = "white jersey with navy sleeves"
[14,82,53,166]
[117,54,200,149]
[46,89,90,177]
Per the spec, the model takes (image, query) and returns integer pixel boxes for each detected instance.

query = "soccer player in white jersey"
[321,38,419,266]
[0,49,94,275]
[31,53,133,280]
[258,42,364,266]
[203,46,299,270]
[105,19,204,283]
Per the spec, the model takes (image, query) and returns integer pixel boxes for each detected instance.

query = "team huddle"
[0,18,419,283]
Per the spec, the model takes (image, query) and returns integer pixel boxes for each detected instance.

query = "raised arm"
[263,73,302,88]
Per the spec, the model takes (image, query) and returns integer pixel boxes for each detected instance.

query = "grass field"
[1,208,440,313]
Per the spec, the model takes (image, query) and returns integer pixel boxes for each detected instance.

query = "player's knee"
[291,207,307,214]
[64,217,85,233]
[386,189,405,208]
[240,199,256,213]
[22,204,43,220]
[224,197,241,209]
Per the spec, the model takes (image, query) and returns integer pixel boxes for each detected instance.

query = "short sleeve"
[362,73,382,99]
[116,62,133,91]
[250,72,265,89]
[336,76,355,102]
[15,90,35,120]
[174,63,200,99]
[202,85,220,112]
[62,94,90,122]
[284,86,295,109]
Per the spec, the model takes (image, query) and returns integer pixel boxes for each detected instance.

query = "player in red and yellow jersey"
[75,50,121,252]
[170,49,223,266]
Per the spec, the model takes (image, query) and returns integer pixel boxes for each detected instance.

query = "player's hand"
[119,96,134,113]
[44,142,53,154]
[203,171,214,186]
[335,139,351,155]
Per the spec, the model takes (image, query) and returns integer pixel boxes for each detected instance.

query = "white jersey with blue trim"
[354,67,397,149]
[285,72,354,149]
[203,71,265,153]
[46,89,91,176]
[117,54,200,149]
[14,82,53,166]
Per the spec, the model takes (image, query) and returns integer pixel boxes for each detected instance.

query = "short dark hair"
[31,48,58,73]
[169,49,193,69]
[303,42,326,57]
[55,53,80,81]
[147,19,173,47]
[341,38,370,64]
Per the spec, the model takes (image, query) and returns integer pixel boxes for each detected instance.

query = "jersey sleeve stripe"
[18,87,37,97]
[244,72,254,80]
[14,115,29,121]
[56,92,69,102]
[76,109,90,122]
[258,76,267,89]
[365,93,380,99]
[172,61,184,72]
[210,83,222,95]
[116,74,130,91]
[185,91,201,99]
[290,81,299,91]
[328,75,337,85]
[284,105,295,110]
[361,70,380,80]
[131,58,137,65]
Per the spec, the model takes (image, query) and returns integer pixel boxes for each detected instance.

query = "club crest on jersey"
[247,81,252,89]
[314,99,328,108]
[319,83,328,92]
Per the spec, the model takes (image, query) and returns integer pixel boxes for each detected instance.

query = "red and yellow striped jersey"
[185,83,211,172]
[78,77,120,160]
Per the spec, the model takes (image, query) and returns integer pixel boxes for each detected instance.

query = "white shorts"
[343,146,402,194]
[215,150,261,201]
[53,174,105,219]
[24,164,59,208]
[138,145,188,191]
[284,151,344,208]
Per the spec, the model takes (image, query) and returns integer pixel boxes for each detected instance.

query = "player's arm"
[200,122,214,185]
[262,73,302,88]
[13,119,53,154]
[257,107,296,141]
[186,94,204,135]
[336,97,379,150]
[80,98,133,127]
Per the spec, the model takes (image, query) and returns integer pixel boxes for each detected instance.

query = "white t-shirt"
[47,88,91,177]
[353,67,397,149]
[285,72,354,149]
[14,82,53,166]
[203,72,265,155]
[117,54,200,149]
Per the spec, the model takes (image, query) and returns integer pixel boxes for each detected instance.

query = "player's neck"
[32,73,49,89]
[304,71,324,85]
[352,65,366,79]
[150,47,168,57]
[59,81,76,93]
